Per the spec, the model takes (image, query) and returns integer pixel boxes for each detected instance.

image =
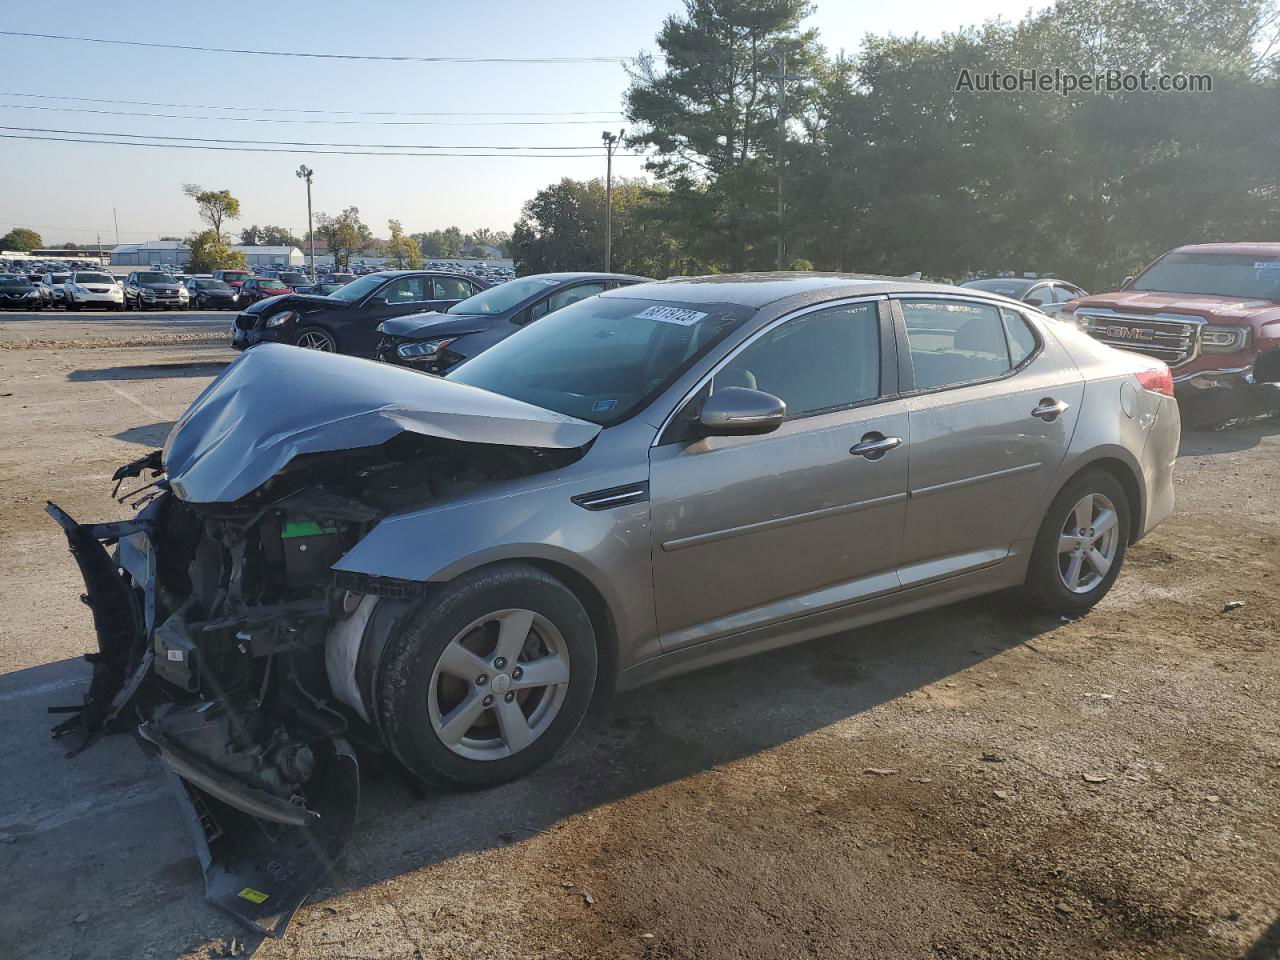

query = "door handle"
[1031,398,1070,422]
[850,432,903,460]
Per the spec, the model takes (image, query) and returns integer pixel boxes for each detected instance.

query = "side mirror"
[1025,296,1046,307]
[697,387,786,437]
[369,295,389,307]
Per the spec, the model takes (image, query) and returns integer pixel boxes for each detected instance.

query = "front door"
[893,297,1084,586]
[649,299,910,651]
[355,275,437,354]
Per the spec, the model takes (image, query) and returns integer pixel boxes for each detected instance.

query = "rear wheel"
[295,326,337,352]
[1023,469,1130,617]
[377,562,598,789]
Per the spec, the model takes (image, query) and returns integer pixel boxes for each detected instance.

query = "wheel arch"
[1054,455,1144,544]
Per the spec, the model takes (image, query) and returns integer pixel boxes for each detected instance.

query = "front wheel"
[377,562,598,789]
[294,326,337,352]
[1023,469,1130,617]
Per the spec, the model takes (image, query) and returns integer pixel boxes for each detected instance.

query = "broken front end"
[47,344,597,936]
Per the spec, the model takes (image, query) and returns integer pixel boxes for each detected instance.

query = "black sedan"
[376,272,650,374]
[0,274,44,310]
[184,277,239,310]
[232,270,489,356]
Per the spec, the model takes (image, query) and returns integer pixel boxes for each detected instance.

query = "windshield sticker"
[636,305,709,326]
[537,278,560,285]
[1254,261,1280,270]
[592,399,618,412]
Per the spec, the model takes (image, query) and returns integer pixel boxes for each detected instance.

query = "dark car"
[238,276,294,305]
[211,269,254,294]
[231,270,491,356]
[278,271,310,288]
[376,272,650,374]
[0,274,43,310]
[960,277,1087,319]
[125,270,186,311]
[185,277,239,310]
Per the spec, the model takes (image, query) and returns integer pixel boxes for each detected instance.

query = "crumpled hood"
[379,311,487,339]
[162,342,600,503]
[242,294,335,314]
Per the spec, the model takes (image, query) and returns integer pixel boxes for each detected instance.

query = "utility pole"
[296,165,315,278]
[112,206,120,246]
[601,129,624,272]
[766,47,809,270]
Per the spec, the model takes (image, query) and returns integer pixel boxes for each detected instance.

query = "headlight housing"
[397,337,455,359]
[265,310,297,328]
[1200,326,1250,353]
[25,290,39,298]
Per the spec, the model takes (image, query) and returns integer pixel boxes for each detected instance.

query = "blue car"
[376,272,650,374]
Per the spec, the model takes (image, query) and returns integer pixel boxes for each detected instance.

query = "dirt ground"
[0,315,1277,960]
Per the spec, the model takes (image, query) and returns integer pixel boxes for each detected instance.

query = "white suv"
[64,271,124,311]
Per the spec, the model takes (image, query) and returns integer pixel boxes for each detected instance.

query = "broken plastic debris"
[863,768,898,776]
[1082,774,1109,784]
[1222,601,1245,613]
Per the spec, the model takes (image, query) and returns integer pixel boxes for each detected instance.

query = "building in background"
[232,245,305,268]
[109,240,190,266]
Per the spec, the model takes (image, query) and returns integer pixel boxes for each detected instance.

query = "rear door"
[893,296,1084,586]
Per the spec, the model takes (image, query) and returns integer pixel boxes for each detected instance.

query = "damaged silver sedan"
[49,274,1179,935]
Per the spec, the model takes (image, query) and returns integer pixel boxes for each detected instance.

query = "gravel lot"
[0,316,1277,960]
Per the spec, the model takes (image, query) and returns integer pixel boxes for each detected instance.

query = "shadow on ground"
[67,361,228,382]
[112,422,176,446]
[1245,915,1280,960]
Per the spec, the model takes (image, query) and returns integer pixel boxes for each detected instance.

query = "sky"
[0,0,1037,247]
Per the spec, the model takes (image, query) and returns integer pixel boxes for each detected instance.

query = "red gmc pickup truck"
[1065,243,1280,400]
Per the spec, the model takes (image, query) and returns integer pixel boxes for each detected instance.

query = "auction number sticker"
[636,305,708,326]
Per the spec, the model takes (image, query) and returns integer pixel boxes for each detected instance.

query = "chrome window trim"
[650,294,889,448]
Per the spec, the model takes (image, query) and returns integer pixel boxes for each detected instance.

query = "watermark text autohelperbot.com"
[955,68,1213,95]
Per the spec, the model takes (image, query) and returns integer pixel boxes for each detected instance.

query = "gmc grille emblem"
[1104,325,1154,341]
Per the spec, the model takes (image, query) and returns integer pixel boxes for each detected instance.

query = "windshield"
[259,279,288,290]
[219,271,251,282]
[449,295,754,425]
[195,279,230,290]
[1132,253,1280,301]
[75,273,114,284]
[50,274,68,284]
[137,272,171,283]
[326,273,385,302]
[962,278,1032,297]
[0,278,32,288]
[447,275,560,315]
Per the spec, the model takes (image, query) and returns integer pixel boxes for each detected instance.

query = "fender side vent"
[333,570,426,599]
[572,482,649,511]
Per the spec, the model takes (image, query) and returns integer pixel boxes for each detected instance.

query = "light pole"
[296,164,315,278]
[601,129,624,272]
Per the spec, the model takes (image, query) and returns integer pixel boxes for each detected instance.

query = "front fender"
[332,476,656,668]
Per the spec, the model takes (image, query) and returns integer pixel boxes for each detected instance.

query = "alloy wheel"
[427,608,572,761]
[1057,493,1120,594]
[296,330,336,351]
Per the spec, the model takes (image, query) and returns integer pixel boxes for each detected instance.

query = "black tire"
[1023,468,1130,617]
[65,301,79,311]
[377,562,598,790]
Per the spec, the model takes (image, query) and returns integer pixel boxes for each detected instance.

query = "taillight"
[1135,365,1174,397]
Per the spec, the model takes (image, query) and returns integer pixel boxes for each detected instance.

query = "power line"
[0,102,621,127]
[0,132,651,159]
[0,123,626,151]
[1,91,627,117]
[0,30,633,64]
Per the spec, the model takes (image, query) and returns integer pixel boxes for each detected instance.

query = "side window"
[1024,285,1050,306]
[548,282,605,314]
[1000,308,1039,367]
[434,275,473,300]
[713,302,880,417]
[529,298,550,322]
[900,299,1012,391]
[379,276,430,303]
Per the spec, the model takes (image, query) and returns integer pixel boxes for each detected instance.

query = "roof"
[111,240,190,253]
[601,271,973,309]
[231,244,303,255]
[1172,243,1280,257]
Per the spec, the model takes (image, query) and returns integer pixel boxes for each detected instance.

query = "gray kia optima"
[49,273,1179,934]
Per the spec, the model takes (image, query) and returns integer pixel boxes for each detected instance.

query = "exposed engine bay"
[46,344,594,936]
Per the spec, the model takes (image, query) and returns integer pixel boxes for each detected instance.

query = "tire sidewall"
[379,564,598,789]
[294,325,337,352]
[1028,469,1131,615]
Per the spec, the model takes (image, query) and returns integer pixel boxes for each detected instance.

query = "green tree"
[415,226,465,258]
[182,184,241,239]
[0,227,42,251]
[240,224,304,248]
[314,207,372,270]
[384,219,424,269]
[511,177,685,278]
[186,229,247,272]
[625,0,822,270]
